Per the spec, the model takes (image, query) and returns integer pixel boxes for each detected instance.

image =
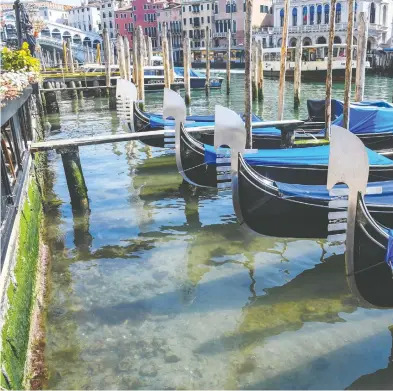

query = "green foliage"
[1,42,40,72]
[1,179,42,389]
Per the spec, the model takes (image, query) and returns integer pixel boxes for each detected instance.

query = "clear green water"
[43,75,393,389]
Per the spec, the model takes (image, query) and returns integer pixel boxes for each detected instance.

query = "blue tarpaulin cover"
[204,144,393,166]
[276,180,393,204]
[332,105,393,135]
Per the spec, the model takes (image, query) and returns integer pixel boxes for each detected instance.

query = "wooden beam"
[355,2,369,102]
[226,29,231,95]
[325,0,337,139]
[30,119,304,152]
[183,36,191,105]
[244,0,253,148]
[277,0,290,120]
[205,25,210,95]
[293,38,302,108]
[343,0,355,128]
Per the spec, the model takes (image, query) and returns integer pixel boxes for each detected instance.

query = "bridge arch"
[62,30,72,41]
[83,37,92,47]
[73,34,82,45]
[41,27,51,37]
[52,28,61,39]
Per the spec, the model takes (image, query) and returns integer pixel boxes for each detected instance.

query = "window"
[302,6,307,25]
[144,27,148,35]
[317,5,322,24]
[144,14,147,21]
[292,8,297,26]
[280,8,284,26]
[190,18,192,23]
[110,21,113,28]
[103,12,106,18]
[233,20,236,32]
[201,17,204,24]
[226,2,230,13]
[109,11,112,17]
[310,5,315,24]
[207,4,209,10]
[144,4,147,9]
[215,3,218,13]
[134,6,136,10]
[103,21,107,28]
[133,15,136,21]
[116,24,119,29]
[184,18,186,25]
[370,2,376,24]
[102,4,105,7]
[324,4,329,24]
[201,5,203,10]
[189,6,191,11]
[183,6,185,12]
[89,24,92,31]
[208,16,210,23]
[189,30,193,38]
[260,5,263,13]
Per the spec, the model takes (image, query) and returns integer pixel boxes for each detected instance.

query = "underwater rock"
[164,352,181,363]
[118,356,134,372]
[139,363,158,377]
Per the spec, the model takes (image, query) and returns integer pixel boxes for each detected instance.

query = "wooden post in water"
[136,26,145,109]
[68,41,75,73]
[60,147,89,212]
[325,0,337,139]
[343,0,355,129]
[293,38,302,108]
[145,36,152,66]
[103,28,112,91]
[63,41,68,71]
[244,0,253,148]
[52,48,57,67]
[183,36,191,105]
[277,0,290,120]
[117,33,126,79]
[205,25,211,95]
[257,40,264,101]
[168,31,175,84]
[252,39,258,101]
[162,24,171,89]
[96,43,101,64]
[355,1,369,102]
[123,36,131,81]
[132,35,138,86]
[226,29,231,95]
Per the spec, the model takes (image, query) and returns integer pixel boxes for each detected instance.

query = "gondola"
[232,153,393,238]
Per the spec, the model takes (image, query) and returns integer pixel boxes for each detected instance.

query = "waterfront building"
[213,0,273,48]
[157,1,182,61]
[256,0,393,51]
[180,0,213,54]
[68,0,101,33]
[36,1,72,25]
[115,6,134,46]
[99,0,131,40]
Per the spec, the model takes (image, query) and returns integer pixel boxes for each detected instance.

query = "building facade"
[115,6,134,46]
[99,0,131,40]
[38,2,72,25]
[257,0,393,50]
[181,0,214,52]
[213,0,273,48]
[157,1,182,60]
[68,1,101,33]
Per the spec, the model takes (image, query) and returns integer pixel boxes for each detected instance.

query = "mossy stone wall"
[1,178,42,389]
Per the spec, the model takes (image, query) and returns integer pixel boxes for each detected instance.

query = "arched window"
[354,1,358,22]
[324,4,329,24]
[310,5,315,24]
[317,36,326,44]
[280,8,284,27]
[303,37,312,46]
[383,4,387,25]
[334,36,341,43]
[335,3,341,23]
[292,8,298,26]
[370,2,375,23]
[102,12,106,18]
[303,6,307,25]
[289,38,297,47]
[109,11,112,17]
[232,0,237,12]
[317,5,322,24]
[226,1,230,13]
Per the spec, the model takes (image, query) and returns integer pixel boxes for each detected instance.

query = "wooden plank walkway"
[41,86,116,92]
[30,120,304,152]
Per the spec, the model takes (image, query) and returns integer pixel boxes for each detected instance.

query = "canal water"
[43,75,393,389]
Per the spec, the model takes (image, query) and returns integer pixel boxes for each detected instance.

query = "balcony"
[258,23,348,35]
[213,32,227,38]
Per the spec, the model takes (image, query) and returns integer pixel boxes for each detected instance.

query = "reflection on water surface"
[43,75,393,389]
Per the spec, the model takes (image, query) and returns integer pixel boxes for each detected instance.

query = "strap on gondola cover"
[386,232,393,272]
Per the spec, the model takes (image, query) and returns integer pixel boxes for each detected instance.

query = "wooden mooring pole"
[257,40,264,101]
[183,36,191,105]
[168,31,175,85]
[355,2,369,102]
[244,0,253,148]
[162,24,171,89]
[146,36,153,66]
[103,28,112,92]
[277,0,290,120]
[293,38,302,108]
[123,36,131,81]
[252,39,258,101]
[226,29,231,95]
[137,26,145,109]
[343,0,355,129]
[205,26,211,95]
[117,33,126,79]
[60,147,89,212]
[63,41,68,71]
[67,41,75,73]
[132,35,139,86]
[325,0,337,139]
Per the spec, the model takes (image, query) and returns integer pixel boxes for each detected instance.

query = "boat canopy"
[204,144,393,166]
[332,105,393,134]
[276,180,393,204]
